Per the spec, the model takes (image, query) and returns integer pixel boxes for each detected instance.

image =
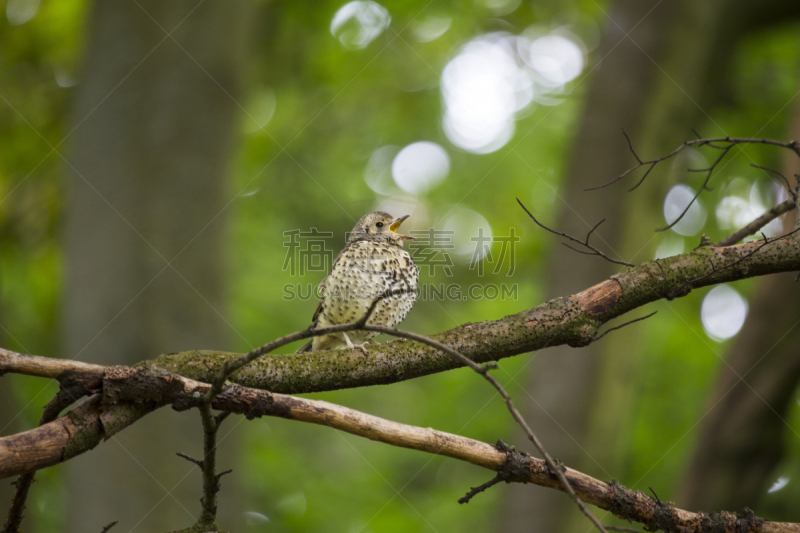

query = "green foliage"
[2,0,800,530]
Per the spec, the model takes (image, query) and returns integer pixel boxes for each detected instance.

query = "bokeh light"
[6,0,39,25]
[243,88,277,133]
[275,491,307,516]
[701,284,748,341]
[663,184,707,236]
[243,511,270,525]
[373,195,427,230]
[391,141,450,194]
[441,206,493,261]
[364,145,400,195]
[441,29,585,153]
[716,179,787,239]
[441,33,532,153]
[520,32,584,87]
[654,235,684,259]
[768,476,790,494]
[330,1,390,50]
[54,67,78,88]
[480,0,521,16]
[410,16,451,42]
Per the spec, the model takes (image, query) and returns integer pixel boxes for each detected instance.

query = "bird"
[296,211,419,354]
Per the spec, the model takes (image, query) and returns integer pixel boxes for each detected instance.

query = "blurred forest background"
[1,0,800,531]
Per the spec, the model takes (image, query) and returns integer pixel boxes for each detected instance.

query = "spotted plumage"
[297,212,419,353]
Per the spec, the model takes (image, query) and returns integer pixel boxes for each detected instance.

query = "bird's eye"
[376,222,384,228]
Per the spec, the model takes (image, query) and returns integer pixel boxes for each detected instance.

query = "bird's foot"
[343,332,370,355]
[383,337,405,344]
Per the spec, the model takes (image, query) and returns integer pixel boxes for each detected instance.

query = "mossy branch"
[145,232,800,394]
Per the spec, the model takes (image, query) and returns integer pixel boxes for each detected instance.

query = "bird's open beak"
[389,215,413,240]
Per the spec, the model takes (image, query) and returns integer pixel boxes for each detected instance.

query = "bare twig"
[593,312,657,343]
[185,288,409,530]
[657,145,732,232]
[458,474,503,504]
[192,392,230,530]
[592,134,800,191]
[586,130,656,191]
[203,287,405,404]
[99,521,118,533]
[176,452,203,468]
[195,281,608,532]
[606,526,641,533]
[716,198,796,247]
[517,198,635,267]
[357,322,608,533]
[750,163,797,200]
[587,133,800,232]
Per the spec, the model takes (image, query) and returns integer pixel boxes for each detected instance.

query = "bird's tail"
[296,340,313,353]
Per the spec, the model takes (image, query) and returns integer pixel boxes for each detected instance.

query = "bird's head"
[349,211,414,246]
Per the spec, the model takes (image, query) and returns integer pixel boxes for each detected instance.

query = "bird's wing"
[309,241,354,326]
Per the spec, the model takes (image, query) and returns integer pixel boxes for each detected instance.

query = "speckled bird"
[297,212,419,353]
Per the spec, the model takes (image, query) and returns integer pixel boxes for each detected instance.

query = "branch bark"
[147,233,800,394]
[1,367,798,532]
[3,232,800,400]
[716,198,796,247]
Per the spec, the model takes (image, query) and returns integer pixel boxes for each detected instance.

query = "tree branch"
[147,231,800,393]
[2,232,799,400]
[516,199,635,267]
[716,198,796,247]
[1,369,797,532]
[588,134,800,231]
[2,385,90,533]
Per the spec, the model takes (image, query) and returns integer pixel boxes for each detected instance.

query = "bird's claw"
[354,344,370,355]
[343,332,370,355]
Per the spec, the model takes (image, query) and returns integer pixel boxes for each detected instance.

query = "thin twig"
[750,163,796,200]
[176,452,203,468]
[99,521,118,533]
[587,133,800,232]
[193,400,226,530]
[196,285,608,532]
[517,198,634,267]
[716,198,796,247]
[591,134,800,191]
[606,526,641,533]
[203,287,405,403]
[458,475,503,504]
[593,312,657,343]
[358,323,608,533]
[656,145,732,232]
[187,288,409,530]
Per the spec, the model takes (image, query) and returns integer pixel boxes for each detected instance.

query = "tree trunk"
[62,1,247,531]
